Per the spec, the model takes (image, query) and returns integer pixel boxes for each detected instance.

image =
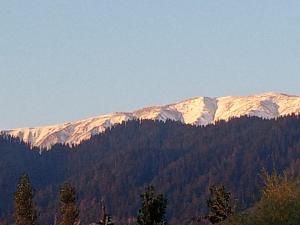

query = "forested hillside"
[1,115,300,225]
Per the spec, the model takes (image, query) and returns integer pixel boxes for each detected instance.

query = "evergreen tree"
[206,185,233,224]
[57,183,79,225]
[137,186,167,225]
[14,174,38,225]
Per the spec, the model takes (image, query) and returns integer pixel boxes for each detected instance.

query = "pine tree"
[137,186,167,225]
[14,174,38,225]
[57,183,79,225]
[206,185,234,224]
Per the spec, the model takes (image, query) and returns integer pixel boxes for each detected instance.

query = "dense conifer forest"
[1,115,300,224]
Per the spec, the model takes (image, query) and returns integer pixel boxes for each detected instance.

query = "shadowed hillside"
[1,115,300,224]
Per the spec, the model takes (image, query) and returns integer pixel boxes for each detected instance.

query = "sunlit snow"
[2,92,300,149]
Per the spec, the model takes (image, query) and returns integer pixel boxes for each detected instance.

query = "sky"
[1,0,300,129]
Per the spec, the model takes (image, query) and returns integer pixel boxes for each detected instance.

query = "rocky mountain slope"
[2,92,300,148]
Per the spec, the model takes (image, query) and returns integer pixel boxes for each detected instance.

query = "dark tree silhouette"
[206,185,234,224]
[57,183,79,225]
[14,174,38,225]
[137,186,167,225]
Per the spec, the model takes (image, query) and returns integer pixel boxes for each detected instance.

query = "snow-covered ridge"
[2,92,300,149]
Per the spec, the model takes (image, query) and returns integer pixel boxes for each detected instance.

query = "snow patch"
[2,92,300,149]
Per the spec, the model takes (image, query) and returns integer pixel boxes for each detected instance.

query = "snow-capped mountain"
[2,92,300,149]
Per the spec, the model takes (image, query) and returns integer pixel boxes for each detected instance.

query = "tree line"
[13,171,300,225]
[1,115,300,224]
[13,173,234,225]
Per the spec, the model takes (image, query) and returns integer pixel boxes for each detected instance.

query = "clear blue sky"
[1,0,300,129]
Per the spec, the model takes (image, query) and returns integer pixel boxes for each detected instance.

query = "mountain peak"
[2,92,300,149]
[257,91,297,97]
[259,91,282,95]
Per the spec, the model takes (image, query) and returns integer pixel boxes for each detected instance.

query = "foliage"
[58,183,79,225]
[206,185,233,224]
[1,115,300,224]
[221,172,300,225]
[14,174,38,225]
[137,186,167,225]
